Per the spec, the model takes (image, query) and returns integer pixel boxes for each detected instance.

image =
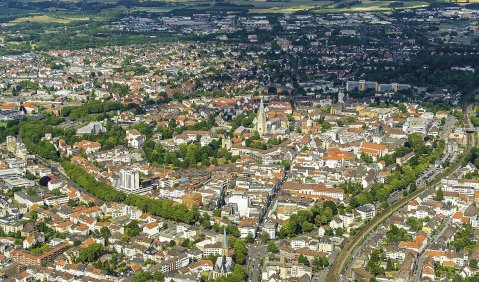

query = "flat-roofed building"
[4,178,34,189]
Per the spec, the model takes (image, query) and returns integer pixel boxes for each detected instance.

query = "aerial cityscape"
[1,0,479,281]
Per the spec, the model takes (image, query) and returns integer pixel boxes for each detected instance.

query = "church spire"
[256,98,267,135]
[222,227,228,256]
[223,227,227,248]
[259,98,265,114]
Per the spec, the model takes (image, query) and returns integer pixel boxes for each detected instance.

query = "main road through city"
[325,105,475,282]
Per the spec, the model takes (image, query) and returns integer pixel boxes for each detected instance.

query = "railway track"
[325,106,475,282]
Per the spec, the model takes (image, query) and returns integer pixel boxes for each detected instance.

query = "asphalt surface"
[412,219,451,281]
[247,244,267,282]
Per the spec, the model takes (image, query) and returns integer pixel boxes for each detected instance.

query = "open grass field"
[16,0,425,14]
[199,0,333,14]
[250,5,321,13]
[8,15,90,24]
[2,0,434,18]
[308,0,429,13]
[249,0,428,14]
[128,7,175,12]
[246,0,329,14]
[235,0,327,8]
[162,0,430,14]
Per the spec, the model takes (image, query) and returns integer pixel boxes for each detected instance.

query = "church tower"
[222,227,228,256]
[256,98,267,135]
[338,91,345,104]
[222,136,232,150]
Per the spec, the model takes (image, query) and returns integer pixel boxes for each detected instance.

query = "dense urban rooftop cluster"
[1,3,479,282]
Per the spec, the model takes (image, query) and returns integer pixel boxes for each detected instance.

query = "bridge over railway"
[464,127,477,133]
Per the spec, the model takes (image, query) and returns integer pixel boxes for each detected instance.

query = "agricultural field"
[160,0,430,14]
[310,0,430,13]
[248,1,330,14]
[145,0,431,14]
[8,15,91,25]
[0,0,437,18]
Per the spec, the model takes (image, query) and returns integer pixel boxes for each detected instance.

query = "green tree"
[228,264,247,281]
[259,232,270,243]
[321,122,332,132]
[298,254,310,266]
[153,271,165,281]
[245,233,254,244]
[31,244,49,254]
[436,187,444,201]
[386,258,395,271]
[125,221,141,237]
[360,152,373,164]
[77,243,103,263]
[229,238,247,265]
[99,226,111,239]
[469,259,478,269]
[451,224,474,251]
[367,249,385,276]
[406,217,423,232]
[26,187,36,196]
[313,256,329,271]
[386,225,411,243]
[133,270,151,282]
[470,259,478,269]
[267,241,278,253]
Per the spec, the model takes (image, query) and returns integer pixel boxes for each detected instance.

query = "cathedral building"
[208,229,234,279]
[256,98,267,135]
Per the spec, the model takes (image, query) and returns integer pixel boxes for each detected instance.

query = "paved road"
[342,226,382,279]
[261,172,288,225]
[36,157,86,195]
[247,244,267,282]
[413,219,451,281]
[317,247,340,281]
[325,106,475,282]
[440,115,457,140]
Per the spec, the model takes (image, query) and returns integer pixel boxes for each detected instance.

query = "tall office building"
[117,169,140,193]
